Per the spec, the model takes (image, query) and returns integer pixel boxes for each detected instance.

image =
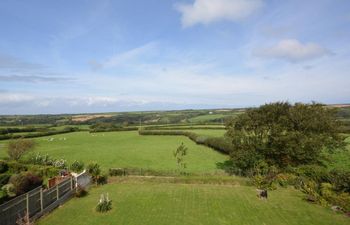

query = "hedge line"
[143,126,225,130]
[90,127,139,133]
[0,127,79,140]
[138,130,232,155]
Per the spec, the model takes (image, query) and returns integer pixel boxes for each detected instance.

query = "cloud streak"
[0,75,74,83]
[254,39,331,63]
[175,0,262,27]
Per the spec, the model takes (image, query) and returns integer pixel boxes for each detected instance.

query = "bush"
[75,185,87,198]
[7,161,28,173]
[70,160,85,173]
[0,160,9,173]
[109,168,125,176]
[273,173,298,187]
[9,172,43,195]
[1,183,16,197]
[96,174,108,185]
[295,165,330,183]
[7,138,35,160]
[96,193,112,212]
[330,169,350,193]
[0,174,11,187]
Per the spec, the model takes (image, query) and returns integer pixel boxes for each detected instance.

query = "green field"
[0,131,228,173]
[189,114,226,123]
[324,135,350,170]
[37,179,350,225]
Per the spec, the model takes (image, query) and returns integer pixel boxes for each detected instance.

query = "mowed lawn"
[37,181,350,225]
[0,131,228,173]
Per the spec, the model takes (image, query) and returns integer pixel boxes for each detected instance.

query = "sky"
[0,0,350,114]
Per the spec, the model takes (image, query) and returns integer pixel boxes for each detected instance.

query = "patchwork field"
[37,180,350,225]
[0,131,228,173]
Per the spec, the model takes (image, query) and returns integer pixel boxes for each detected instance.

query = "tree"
[173,143,188,171]
[7,138,35,161]
[226,102,345,172]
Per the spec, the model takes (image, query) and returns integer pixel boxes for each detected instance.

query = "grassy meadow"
[0,131,228,173]
[37,179,350,225]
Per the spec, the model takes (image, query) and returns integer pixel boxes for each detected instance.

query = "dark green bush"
[70,160,85,173]
[330,169,350,193]
[0,160,9,173]
[295,165,330,183]
[0,174,11,187]
[109,168,125,176]
[7,161,28,173]
[96,174,108,185]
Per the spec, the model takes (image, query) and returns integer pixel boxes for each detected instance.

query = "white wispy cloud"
[91,42,157,69]
[175,0,263,27]
[253,39,331,63]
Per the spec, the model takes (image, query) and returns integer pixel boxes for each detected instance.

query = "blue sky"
[0,0,349,114]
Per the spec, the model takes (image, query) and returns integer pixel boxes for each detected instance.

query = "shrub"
[96,174,108,185]
[75,185,87,198]
[1,183,16,197]
[70,160,85,173]
[87,162,101,185]
[0,174,11,187]
[9,172,43,195]
[295,165,330,183]
[7,138,35,160]
[96,193,112,212]
[330,169,350,193]
[109,168,125,176]
[7,161,28,173]
[273,173,298,187]
[0,160,9,173]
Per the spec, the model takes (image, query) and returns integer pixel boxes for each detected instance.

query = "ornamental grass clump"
[96,193,112,212]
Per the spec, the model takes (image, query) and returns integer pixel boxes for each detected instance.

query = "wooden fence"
[0,175,87,225]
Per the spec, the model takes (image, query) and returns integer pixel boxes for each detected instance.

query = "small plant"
[70,160,85,173]
[87,162,101,185]
[96,193,112,212]
[173,143,188,172]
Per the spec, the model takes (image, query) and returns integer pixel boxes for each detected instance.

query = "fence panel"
[0,176,82,225]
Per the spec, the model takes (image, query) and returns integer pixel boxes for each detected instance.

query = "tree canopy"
[226,102,345,171]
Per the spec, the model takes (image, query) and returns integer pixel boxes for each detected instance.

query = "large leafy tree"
[226,102,344,171]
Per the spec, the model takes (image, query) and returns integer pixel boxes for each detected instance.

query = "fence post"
[40,188,43,212]
[56,185,59,200]
[26,193,29,216]
[70,177,73,190]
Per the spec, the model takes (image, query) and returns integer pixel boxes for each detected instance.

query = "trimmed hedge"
[90,127,138,133]
[0,127,79,140]
[138,130,232,155]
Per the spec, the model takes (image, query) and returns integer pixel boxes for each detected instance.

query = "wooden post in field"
[26,193,29,216]
[40,188,43,212]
